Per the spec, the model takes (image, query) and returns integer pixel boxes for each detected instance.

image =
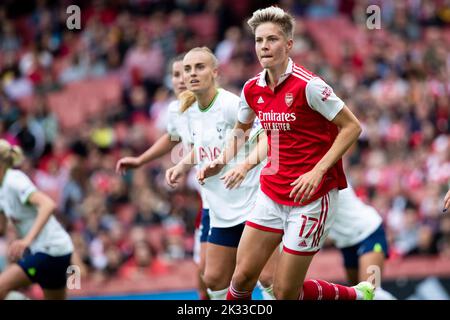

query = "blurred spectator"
[119,240,170,280]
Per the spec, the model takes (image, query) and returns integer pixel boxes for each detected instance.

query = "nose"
[261,39,269,50]
[188,70,197,78]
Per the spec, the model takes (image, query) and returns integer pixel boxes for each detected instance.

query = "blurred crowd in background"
[0,0,449,284]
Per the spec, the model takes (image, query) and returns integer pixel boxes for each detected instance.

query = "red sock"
[226,284,252,300]
[299,279,356,300]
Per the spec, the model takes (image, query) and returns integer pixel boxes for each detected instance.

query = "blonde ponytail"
[10,145,24,167]
[179,90,197,113]
[0,139,24,168]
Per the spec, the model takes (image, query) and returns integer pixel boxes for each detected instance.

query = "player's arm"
[116,133,180,174]
[197,88,257,183]
[165,148,197,188]
[290,78,361,203]
[8,191,56,261]
[221,131,268,189]
[290,106,361,202]
[315,106,361,174]
[137,133,180,165]
[197,120,254,184]
[0,211,7,237]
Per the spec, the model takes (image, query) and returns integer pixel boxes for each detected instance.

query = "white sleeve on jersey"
[305,77,345,121]
[221,91,241,126]
[10,171,37,204]
[237,88,256,124]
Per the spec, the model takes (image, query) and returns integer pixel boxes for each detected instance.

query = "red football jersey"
[238,59,348,206]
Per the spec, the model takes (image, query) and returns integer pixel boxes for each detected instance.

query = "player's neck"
[197,87,218,110]
[266,59,289,90]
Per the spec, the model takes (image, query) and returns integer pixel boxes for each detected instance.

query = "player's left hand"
[289,169,324,203]
[220,164,248,189]
[8,239,29,262]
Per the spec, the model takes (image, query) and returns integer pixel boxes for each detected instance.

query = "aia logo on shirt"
[321,87,332,101]
[285,93,293,107]
[198,146,221,162]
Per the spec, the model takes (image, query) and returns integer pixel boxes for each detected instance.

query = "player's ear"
[286,38,293,52]
[212,67,219,79]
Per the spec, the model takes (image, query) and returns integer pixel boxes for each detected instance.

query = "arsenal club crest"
[285,93,293,107]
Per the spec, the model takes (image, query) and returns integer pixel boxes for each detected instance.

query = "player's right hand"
[116,157,141,175]
[165,165,184,188]
[197,159,225,185]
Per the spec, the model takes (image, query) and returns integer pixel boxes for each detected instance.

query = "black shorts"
[199,208,210,243]
[18,250,72,290]
[340,225,389,269]
[208,223,245,248]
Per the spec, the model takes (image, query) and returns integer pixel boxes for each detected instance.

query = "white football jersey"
[166,99,192,149]
[185,88,264,228]
[167,99,209,210]
[328,185,383,248]
[0,169,73,256]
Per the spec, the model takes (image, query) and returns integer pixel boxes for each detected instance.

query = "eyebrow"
[184,63,206,68]
[255,35,279,40]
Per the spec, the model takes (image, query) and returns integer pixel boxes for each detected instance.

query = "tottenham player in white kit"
[165,47,266,299]
[0,140,73,300]
[116,54,211,299]
[328,185,396,299]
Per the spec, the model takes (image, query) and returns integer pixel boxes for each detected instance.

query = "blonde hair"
[0,139,24,168]
[179,90,197,113]
[185,46,218,68]
[247,6,295,39]
[179,47,218,113]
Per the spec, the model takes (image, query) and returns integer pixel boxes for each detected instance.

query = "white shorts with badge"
[246,188,338,255]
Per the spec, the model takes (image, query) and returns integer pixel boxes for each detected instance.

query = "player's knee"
[203,271,228,290]
[258,271,273,288]
[232,268,258,290]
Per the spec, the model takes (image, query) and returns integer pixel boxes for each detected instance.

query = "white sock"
[257,281,275,300]
[207,287,228,300]
[5,291,29,300]
[374,287,397,300]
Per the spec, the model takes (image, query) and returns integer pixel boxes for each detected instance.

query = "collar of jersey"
[257,58,293,88]
[198,89,219,113]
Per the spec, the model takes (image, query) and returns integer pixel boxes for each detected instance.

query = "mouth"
[190,79,200,85]
[260,55,273,59]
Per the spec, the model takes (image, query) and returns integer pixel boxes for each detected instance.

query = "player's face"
[171,60,187,98]
[254,22,292,70]
[183,51,217,94]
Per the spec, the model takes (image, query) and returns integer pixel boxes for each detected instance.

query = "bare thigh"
[203,243,238,290]
[258,245,281,288]
[0,264,32,299]
[232,226,282,291]
[199,242,208,274]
